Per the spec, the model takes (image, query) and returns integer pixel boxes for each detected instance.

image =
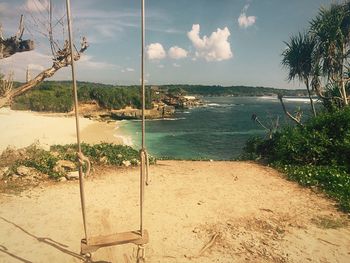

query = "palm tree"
[310,3,349,106]
[282,32,317,116]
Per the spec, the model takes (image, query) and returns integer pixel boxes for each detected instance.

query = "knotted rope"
[76,152,91,177]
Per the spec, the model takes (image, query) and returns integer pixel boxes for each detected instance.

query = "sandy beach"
[0,108,126,151]
[0,161,349,262]
[0,108,349,262]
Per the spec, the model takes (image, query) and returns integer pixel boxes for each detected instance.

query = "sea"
[117,96,316,160]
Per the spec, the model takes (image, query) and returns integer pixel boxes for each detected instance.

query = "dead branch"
[0,15,34,59]
[198,233,219,257]
[277,94,303,127]
[0,39,88,108]
[252,113,280,139]
[251,114,269,130]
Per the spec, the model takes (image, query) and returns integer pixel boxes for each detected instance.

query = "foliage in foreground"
[51,143,156,166]
[0,143,154,180]
[242,108,350,212]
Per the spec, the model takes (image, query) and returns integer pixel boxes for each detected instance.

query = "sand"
[0,108,125,151]
[0,109,349,262]
[0,161,349,263]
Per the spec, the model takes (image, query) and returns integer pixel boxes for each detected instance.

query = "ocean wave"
[147,117,186,121]
[284,97,318,102]
[206,103,237,108]
[258,96,278,100]
[113,134,133,146]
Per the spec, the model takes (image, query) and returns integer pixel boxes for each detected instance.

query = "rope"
[65,0,88,241]
[77,152,91,177]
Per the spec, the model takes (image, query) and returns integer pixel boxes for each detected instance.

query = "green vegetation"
[51,143,155,166]
[12,81,152,112]
[10,81,309,113]
[0,143,154,180]
[244,2,350,212]
[243,89,350,212]
[161,84,308,97]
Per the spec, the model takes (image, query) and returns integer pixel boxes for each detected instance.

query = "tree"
[310,2,350,106]
[0,15,34,59]
[282,32,317,117]
[0,1,88,108]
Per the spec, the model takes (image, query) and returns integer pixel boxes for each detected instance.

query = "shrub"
[1,143,156,181]
[274,163,350,212]
[242,107,350,212]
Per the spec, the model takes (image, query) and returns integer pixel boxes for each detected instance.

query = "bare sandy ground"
[0,108,124,151]
[0,161,349,263]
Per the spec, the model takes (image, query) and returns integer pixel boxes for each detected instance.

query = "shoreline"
[0,108,129,152]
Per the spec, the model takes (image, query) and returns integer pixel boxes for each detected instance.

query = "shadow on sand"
[0,216,111,263]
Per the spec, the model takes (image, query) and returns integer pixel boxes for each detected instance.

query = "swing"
[65,0,149,259]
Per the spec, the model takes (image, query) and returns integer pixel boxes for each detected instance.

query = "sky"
[0,0,333,89]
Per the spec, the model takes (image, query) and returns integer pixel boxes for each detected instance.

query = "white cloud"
[24,0,49,13]
[28,63,45,71]
[0,51,51,81]
[168,46,188,59]
[238,4,257,28]
[78,55,118,70]
[122,67,135,73]
[187,24,233,62]
[146,43,166,60]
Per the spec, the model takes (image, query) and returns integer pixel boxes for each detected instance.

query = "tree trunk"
[0,50,84,108]
[305,78,316,117]
[341,43,348,106]
[278,94,303,127]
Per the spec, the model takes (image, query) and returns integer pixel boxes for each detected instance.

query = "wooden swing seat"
[81,230,149,254]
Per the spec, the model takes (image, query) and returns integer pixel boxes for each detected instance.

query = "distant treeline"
[11,81,308,112]
[12,81,152,112]
[161,84,309,97]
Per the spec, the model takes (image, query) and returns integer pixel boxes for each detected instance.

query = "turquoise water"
[118,96,315,160]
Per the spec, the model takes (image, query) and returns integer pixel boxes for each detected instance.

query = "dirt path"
[0,161,349,263]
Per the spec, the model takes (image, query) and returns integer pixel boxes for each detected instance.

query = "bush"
[12,81,153,112]
[1,143,156,181]
[242,107,350,212]
[274,164,350,212]
[51,143,156,166]
[244,108,350,170]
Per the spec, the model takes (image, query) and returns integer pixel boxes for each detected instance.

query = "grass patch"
[311,215,348,229]
[0,143,155,181]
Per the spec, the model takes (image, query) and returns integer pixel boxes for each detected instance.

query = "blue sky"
[0,0,332,88]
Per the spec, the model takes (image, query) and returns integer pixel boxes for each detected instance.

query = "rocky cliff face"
[81,93,203,121]
[110,105,175,120]
[83,104,175,121]
[161,95,204,109]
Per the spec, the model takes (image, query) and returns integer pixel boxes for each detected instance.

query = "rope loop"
[136,244,146,262]
[139,148,150,185]
[76,151,91,177]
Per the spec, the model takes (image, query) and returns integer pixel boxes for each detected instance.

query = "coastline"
[0,108,128,152]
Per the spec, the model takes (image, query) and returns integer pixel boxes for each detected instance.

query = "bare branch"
[278,94,303,127]
[0,16,34,59]
[0,39,88,109]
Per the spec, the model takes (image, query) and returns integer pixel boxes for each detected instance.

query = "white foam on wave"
[284,97,318,102]
[147,117,186,121]
[258,96,278,100]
